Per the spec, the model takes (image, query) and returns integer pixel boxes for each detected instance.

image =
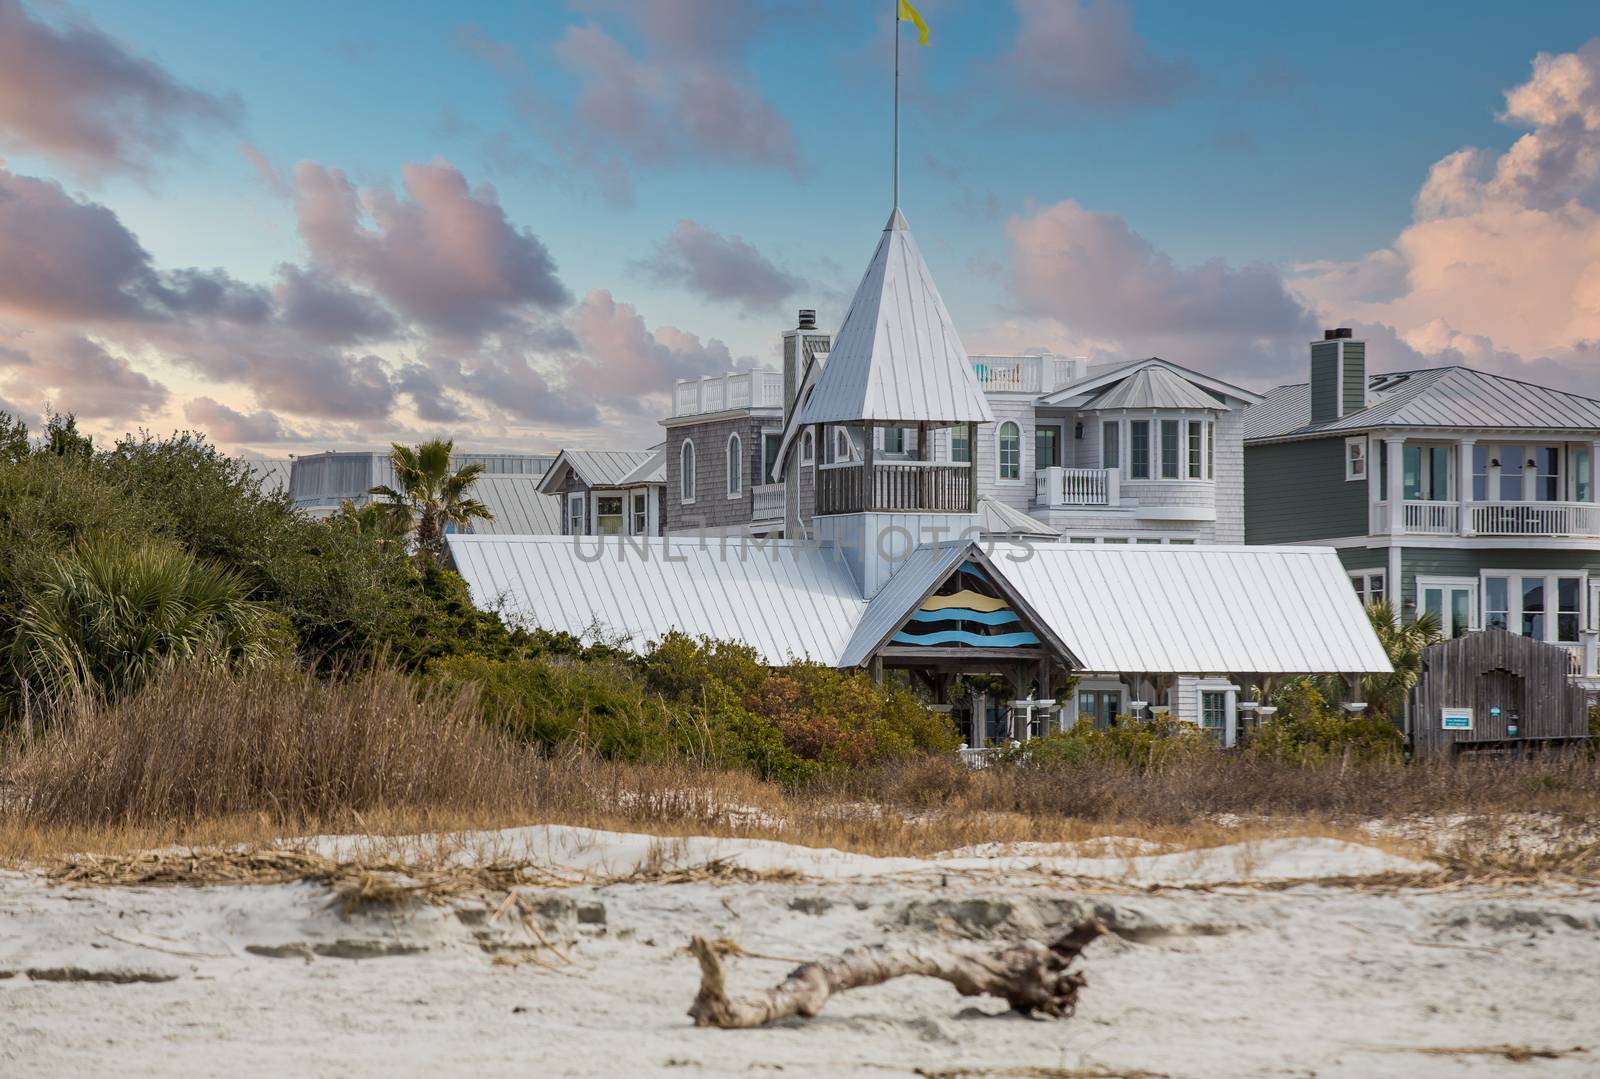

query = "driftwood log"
[687,922,1105,1028]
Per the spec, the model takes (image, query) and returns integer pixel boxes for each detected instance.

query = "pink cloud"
[0,0,237,176]
[636,219,799,313]
[567,288,743,412]
[0,327,167,421]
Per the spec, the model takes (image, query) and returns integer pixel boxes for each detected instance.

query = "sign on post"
[1441,708,1473,731]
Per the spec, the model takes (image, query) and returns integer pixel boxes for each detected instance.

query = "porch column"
[965,421,978,512]
[1366,435,1383,533]
[862,421,876,511]
[1385,436,1405,536]
[1457,437,1476,537]
[1591,440,1600,504]
[1224,685,1239,749]
[1522,445,1538,502]
[970,690,987,749]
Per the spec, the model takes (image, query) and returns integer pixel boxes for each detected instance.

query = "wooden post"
[917,421,930,510]
[1038,659,1053,738]
[965,421,977,512]
[862,421,876,512]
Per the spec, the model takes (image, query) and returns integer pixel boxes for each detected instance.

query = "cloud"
[294,158,570,340]
[183,396,304,444]
[1290,40,1600,392]
[995,0,1194,111]
[635,219,799,313]
[274,264,397,345]
[567,288,743,412]
[239,141,291,197]
[1003,198,1314,381]
[0,0,238,175]
[0,328,167,421]
[462,4,801,207]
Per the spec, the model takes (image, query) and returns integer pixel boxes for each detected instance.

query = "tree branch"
[687,922,1104,1028]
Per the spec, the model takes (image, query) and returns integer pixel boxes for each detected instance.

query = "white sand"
[3,827,1596,1078]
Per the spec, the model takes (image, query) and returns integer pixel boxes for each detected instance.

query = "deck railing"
[968,354,1082,395]
[1374,499,1600,538]
[672,371,784,417]
[751,482,785,521]
[1035,466,1119,507]
[815,461,972,515]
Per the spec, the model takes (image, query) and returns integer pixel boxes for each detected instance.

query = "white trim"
[679,439,696,505]
[1349,569,1387,608]
[1479,569,1588,644]
[1415,576,1478,637]
[1344,435,1368,481]
[996,420,1023,483]
[800,428,815,466]
[726,432,744,498]
[565,492,585,535]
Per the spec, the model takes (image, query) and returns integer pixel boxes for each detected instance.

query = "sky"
[1,0,1599,457]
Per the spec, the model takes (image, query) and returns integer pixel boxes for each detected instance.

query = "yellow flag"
[898,0,929,46]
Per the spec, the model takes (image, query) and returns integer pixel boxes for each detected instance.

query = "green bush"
[1247,677,1404,764]
[12,541,281,708]
[1007,715,1217,771]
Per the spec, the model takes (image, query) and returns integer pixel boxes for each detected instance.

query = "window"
[1101,421,1119,470]
[596,495,624,536]
[631,492,648,535]
[997,421,1021,481]
[726,433,743,497]
[1160,419,1180,479]
[1521,576,1545,639]
[1576,446,1593,502]
[1533,447,1561,502]
[679,440,696,504]
[1498,446,1524,501]
[566,492,584,534]
[1558,576,1582,642]
[1484,576,1510,630]
[1035,425,1059,469]
[1350,571,1386,607]
[1187,421,1203,479]
[880,427,905,455]
[1077,690,1120,731]
[1473,445,1491,502]
[1129,420,1150,479]
[1200,691,1228,745]
[833,426,857,463]
[1206,421,1214,479]
[1419,577,1476,638]
[1403,444,1450,500]
[801,429,814,466]
[949,426,970,463]
[762,432,782,484]
[1345,436,1367,481]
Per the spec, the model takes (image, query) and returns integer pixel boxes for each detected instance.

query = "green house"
[1244,328,1600,693]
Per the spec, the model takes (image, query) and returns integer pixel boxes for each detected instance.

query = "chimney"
[781,307,830,426]
[1310,327,1366,425]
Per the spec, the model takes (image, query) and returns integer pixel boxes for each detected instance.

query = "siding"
[972,397,1036,511]
[1245,437,1368,544]
[1400,547,1600,611]
[1310,341,1339,425]
[1341,341,1366,416]
[664,415,772,532]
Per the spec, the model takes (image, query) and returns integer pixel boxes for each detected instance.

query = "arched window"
[726,433,743,496]
[834,426,854,463]
[680,439,696,504]
[801,429,815,465]
[997,421,1021,481]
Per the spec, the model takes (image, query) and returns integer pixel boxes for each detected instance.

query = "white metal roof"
[1082,366,1230,412]
[446,535,868,665]
[1244,366,1600,442]
[988,543,1392,675]
[468,476,563,535]
[1039,357,1260,409]
[536,449,658,494]
[798,209,993,426]
[977,498,1059,538]
[617,447,666,486]
[244,458,292,496]
[837,543,970,668]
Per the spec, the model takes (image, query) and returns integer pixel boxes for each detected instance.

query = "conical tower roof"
[799,209,993,426]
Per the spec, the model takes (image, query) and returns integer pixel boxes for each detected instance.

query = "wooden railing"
[1403,500,1459,535]
[815,461,972,515]
[1471,501,1600,537]
[1035,466,1119,507]
[750,482,785,521]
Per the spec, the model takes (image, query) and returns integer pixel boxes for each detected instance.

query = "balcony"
[751,482,785,521]
[815,461,972,515]
[1373,499,1600,538]
[672,370,784,417]
[968,354,1082,395]
[1035,466,1119,508]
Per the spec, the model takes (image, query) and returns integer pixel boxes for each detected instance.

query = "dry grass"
[2,663,1598,883]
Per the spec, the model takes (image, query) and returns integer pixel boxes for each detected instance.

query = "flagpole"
[892,0,900,211]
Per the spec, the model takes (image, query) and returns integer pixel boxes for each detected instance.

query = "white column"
[1224,686,1239,749]
[1591,440,1600,503]
[1386,436,1405,536]
[1366,435,1383,534]
[1522,445,1537,502]
[1457,438,1476,537]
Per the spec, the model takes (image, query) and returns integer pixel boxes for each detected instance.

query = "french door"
[1419,578,1477,638]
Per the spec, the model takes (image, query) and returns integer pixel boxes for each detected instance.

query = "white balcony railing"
[1035,466,1119,508]
[968,354,1083,395]
[1403,500,1459,535]
[672,371,784,417]
[1471,501,1600,537]
[751,482,785,521]
[1372,499,1600,538]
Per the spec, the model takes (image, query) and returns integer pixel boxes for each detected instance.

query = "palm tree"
[1360,601,1443,719]
[368,440,494,565]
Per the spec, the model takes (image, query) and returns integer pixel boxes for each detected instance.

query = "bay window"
[1101,421,1120,470]
[1187,420,1202,479]
[1482,572,1586,643]
[1160,420,1180,479]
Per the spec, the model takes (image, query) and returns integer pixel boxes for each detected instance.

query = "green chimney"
[1310,328,1365,425]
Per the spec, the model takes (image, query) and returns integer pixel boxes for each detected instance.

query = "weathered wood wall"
[1412,629,1589,754]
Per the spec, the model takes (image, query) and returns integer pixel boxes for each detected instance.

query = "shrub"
[1006,715,1217,771]
[1247,677,1404,764]
[11,541,280,709]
